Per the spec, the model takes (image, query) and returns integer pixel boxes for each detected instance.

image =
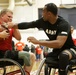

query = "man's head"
[0,9,13,23]
[42,3,58,21]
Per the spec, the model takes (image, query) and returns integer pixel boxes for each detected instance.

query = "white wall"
[12,0,61,44]
[0,0,76,45]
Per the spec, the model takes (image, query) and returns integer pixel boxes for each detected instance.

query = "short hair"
[0,9,13,16]
[45,3,58,15]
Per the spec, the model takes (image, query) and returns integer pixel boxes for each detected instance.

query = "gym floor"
[0,60,76,75]
[31,60,76,75]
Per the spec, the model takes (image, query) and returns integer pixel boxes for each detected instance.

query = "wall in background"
[0,0,76,45]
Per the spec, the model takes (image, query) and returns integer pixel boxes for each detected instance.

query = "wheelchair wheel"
[36,58,46,75]
[0,58,25,75]
[45,64,56,75]
[36,58,58,75]
[66,65,71,75]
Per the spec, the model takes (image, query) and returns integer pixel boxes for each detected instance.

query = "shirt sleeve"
[57,21,71,36]
[18,18,44,30]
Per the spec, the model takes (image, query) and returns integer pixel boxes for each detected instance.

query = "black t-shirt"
[18,16,75,52]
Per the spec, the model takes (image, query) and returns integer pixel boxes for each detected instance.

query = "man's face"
[1,12,13,23]
[42,6,50,21]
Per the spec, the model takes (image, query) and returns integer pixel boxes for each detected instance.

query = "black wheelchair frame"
[36,58,76,75]
[0,58,26,75]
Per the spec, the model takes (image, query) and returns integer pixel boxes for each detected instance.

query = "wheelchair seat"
[45,57,59,68]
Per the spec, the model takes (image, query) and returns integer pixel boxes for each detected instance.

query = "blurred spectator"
[40,45,44,59]
[15,41,25,51]
[31,44,35,53]
[35,45,42,61]
[23,44,29,52]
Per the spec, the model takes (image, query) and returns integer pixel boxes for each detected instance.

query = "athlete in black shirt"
[8,3,76,75]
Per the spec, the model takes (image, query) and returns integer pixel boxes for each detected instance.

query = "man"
[7,3,76,75]
[0,9,35,75]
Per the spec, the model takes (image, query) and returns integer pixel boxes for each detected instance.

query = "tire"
[36,58,56,75]
[36,58,46,75]
[44,64,49,75]
[0,58,25,75]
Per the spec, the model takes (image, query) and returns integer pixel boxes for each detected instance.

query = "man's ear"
[48,12,52,17]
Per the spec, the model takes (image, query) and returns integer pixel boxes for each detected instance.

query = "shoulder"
[58,16,70,29]
[58,16,69,25]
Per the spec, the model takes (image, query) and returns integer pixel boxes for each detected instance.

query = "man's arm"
[13,29,21,41]
[27,35,67,49]
[7,19,42,29]
[8,22,18,29]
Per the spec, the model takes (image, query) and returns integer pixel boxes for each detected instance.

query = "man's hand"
[27,36,39,44]
[7,22,14,28]
[0,30,9,39]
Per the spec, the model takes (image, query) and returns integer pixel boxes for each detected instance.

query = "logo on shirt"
[61,31,67,35]
[45,29,57,35]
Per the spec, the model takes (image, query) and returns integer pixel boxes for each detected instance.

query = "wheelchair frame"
[36,58,76,75]
[0,58,26,75]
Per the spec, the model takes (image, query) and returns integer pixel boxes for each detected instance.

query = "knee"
[59,52,69,69]
[30,53,36,60]
[59,52,69,59]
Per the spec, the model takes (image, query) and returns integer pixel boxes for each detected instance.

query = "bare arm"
[27,35,67,48]
[8,22,18,29]
[13,29,21,41]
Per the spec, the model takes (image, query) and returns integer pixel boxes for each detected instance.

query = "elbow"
[57,43,63,48]
[19,37,21,40]
[17,37,21,41]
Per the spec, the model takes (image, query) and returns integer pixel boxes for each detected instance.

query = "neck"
[49,15,58,24]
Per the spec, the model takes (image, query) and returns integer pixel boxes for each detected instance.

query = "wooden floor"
[0,59,76,75]
[31,60,76,75]
[31,60,41,75]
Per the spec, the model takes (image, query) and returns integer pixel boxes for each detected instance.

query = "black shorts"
[46,48,76,60]
[46,51,59,60]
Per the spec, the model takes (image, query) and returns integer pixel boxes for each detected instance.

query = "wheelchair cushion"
[45,57,59,68]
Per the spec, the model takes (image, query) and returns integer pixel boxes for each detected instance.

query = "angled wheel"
[36,58,46,75]
[0,58,25,75]
[44,64,49,75]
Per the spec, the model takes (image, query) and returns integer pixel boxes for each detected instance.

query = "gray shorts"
[18,51,30,66]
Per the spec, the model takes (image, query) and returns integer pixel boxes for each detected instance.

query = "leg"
[18,51,35,75]
[24,52,35,75]
[58,49,73,75]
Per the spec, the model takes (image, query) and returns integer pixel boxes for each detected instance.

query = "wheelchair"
[36,58,76,75]
[0,58,26,75]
